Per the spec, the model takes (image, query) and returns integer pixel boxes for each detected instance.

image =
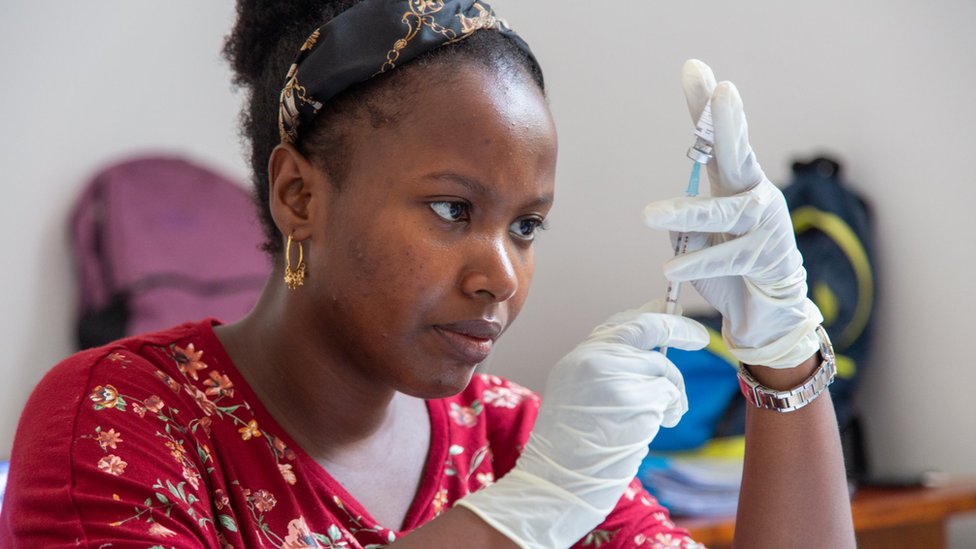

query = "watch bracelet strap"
[736,325,837,413]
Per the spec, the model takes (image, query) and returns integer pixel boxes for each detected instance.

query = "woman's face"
[302,63,557,399]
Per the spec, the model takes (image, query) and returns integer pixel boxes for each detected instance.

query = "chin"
[402,366,478,400]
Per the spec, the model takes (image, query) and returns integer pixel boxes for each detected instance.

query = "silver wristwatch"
[736,325,836,413]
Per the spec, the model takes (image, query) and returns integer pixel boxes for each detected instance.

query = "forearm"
[388,506,518,549]
[733,355,856,549]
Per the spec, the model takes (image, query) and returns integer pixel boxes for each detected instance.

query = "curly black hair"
[223,0,545,257]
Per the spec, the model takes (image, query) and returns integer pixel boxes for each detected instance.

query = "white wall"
[2,1,974,545]
[0,1,248,448]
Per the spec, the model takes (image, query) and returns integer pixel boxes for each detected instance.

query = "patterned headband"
[277,0,540,144]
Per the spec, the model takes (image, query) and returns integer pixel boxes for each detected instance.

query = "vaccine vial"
[686,102,714,164]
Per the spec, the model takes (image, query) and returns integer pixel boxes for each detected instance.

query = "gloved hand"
[456,302,708,548]
[642,59,823,369]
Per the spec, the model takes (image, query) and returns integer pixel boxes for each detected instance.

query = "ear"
[267,143,333,242]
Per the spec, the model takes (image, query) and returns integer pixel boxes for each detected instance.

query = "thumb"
[596,313,709,351]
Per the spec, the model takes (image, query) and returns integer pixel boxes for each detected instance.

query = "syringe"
[661,103,714,357]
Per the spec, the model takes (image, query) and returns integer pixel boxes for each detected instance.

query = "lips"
[433,319,503,365]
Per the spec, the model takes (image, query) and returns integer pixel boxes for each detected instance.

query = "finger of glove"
[636,299,669,315]
[710,81,766,197]
[572,351,688,419]
[662,231,776,282]
[654,358,689,427]
[682,59,717,124]
[668,231,711,258]
[596,313,709,351]
[643,194,762,236]
[530,370,685,482]
[645,350,686,399]
[547,346,687,407]
[662,388,688,428]
[600,300,670,328]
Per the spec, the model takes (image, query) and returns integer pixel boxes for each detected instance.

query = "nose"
[460,235,520,303]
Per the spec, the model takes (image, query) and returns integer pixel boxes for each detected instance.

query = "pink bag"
[70,155,270,348]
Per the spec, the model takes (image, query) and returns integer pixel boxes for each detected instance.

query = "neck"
[214,277,405,459]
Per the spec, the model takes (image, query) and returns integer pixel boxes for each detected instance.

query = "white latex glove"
[642,59,823,369]
[456,302,708,548]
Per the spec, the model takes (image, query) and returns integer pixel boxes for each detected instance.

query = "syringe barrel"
[663,103,716,356]
[665,280,682,316]
[660,279,682,358]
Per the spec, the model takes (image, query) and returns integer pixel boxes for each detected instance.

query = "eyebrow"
[427,172,494,197]
[426,172,554,208]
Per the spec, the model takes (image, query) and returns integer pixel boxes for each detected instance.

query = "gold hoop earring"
[284,235,306,290]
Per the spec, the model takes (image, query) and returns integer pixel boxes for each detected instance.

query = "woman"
[0,1,855,547]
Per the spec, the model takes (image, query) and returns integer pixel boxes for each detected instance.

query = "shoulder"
[21,321,214,420]
[1,321,220,542]
[8,319,218,462]
[19,323,191,417]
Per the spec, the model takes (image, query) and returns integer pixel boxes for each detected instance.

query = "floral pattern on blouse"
[81,341,357,547]
[2,321,700,548]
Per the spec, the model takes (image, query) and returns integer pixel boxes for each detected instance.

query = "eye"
[510,217,548,241]
[430,201,470,222]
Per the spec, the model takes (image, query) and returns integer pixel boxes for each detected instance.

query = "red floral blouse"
[0,320,702,548]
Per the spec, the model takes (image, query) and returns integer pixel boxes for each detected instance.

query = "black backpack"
[782,156,876,427]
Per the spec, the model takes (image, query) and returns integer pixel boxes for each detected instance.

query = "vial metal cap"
[686,147,712,164]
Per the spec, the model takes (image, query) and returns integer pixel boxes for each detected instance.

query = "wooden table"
[676,483,976,548]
